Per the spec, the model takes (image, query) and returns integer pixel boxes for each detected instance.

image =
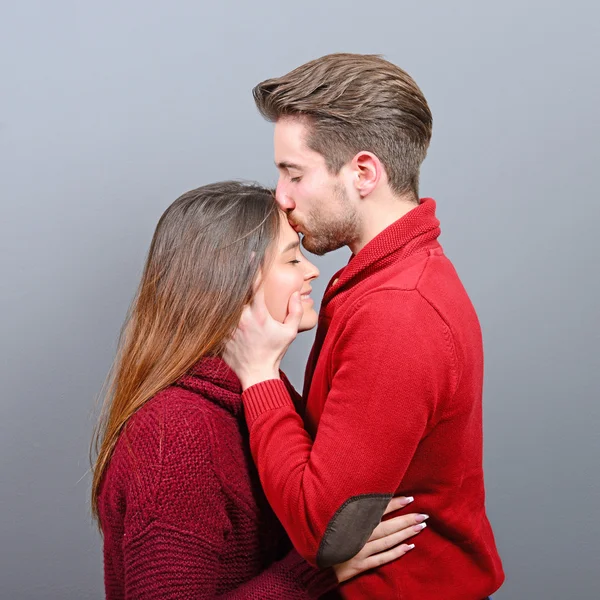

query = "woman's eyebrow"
[282,240,300,253]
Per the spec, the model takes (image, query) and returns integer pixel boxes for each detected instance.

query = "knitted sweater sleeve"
[120,398,336,599]
[242,289,457,567]
[123,529,334,599]
[279,369,305,415]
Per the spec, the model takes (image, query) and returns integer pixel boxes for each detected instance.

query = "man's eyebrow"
[282,240,300,253]
[276,161,303,171]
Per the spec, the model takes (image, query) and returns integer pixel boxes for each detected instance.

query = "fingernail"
[403,496,414,504]
[415,514,429,523]
[406,543,415,550]
[414,522,427,532]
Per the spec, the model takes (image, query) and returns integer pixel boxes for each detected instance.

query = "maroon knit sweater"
[98,358,337,599]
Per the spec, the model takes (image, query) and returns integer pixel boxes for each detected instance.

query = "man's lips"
[288,218,302,233]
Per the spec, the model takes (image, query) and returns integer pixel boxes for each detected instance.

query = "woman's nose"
[304,260,319,281]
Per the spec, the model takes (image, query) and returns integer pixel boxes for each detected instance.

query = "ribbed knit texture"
[243,379,292,426]
[242,199,505,600]
[98,357,337,599]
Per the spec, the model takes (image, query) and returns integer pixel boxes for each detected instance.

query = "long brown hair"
[253,53,432,198]
[91,181,280,522]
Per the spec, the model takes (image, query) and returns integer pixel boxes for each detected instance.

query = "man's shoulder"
[340,249,476,336]
[372,248,469,302]
[387,247,461,289]
[346,248,456,302]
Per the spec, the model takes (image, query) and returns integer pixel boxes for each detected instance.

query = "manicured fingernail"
[415,514,429,523]
[403,496,414,504]
[406,543,415,550]
[414,522,427,532]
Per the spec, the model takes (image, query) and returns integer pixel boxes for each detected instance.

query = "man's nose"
[275,180,296,211]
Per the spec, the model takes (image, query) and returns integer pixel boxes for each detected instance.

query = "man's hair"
[253,53,433,198]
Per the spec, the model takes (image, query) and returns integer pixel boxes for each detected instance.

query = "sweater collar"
[323,198,441,304]
[175,357,243,418]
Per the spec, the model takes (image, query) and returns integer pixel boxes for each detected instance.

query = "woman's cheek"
[263,283,286,323]
[263,273,296,323]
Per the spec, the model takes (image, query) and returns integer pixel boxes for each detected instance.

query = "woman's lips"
[300,288,313,304]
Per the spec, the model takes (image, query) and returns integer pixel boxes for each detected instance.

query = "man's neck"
[350,192,419,255]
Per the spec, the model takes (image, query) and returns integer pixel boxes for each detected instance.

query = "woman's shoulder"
[108,385,231,496]
[134,384,219,421]
[102,386,235,539]
[122,385,225,461]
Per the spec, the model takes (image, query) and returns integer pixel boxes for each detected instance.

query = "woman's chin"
[298,312,318,333]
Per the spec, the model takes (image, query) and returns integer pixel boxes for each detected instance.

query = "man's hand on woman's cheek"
[223,288,303,390]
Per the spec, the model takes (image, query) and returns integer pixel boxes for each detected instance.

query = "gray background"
[1,1,598,598]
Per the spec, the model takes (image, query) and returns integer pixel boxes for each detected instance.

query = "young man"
[224,54,504,599]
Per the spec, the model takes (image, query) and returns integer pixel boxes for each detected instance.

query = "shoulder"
[346,287,445,331]
[110,387,232,531]
[333,286,456,377]
[346,248,465,329]
[122,386,223,467]
[107,386,227,496]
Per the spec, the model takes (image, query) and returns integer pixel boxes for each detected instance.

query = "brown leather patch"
[316,494,393,568]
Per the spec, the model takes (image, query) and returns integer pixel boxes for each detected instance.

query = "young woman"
[91,181,426,599]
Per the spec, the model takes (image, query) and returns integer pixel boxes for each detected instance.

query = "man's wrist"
[240,368,281,391]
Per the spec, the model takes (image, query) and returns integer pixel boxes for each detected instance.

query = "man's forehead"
[273,118,326,169]
[274,130,317,167]
[274,118,308,149]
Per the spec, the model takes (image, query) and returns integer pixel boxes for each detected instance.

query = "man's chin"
[301,235,344,256]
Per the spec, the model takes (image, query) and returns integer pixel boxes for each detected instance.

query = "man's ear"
[352,151,382,197]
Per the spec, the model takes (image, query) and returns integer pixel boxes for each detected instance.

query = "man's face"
[274,117,360,256]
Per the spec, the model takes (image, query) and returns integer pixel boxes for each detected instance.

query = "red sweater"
[242,199,505,599]
[98,358,337,599]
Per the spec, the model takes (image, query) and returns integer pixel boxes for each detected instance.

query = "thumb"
[284,291,303,330]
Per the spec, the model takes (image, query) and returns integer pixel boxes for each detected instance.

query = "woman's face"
[261,214,320,332]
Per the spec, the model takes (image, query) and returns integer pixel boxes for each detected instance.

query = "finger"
[363,521,425,555]
[360,544,415,572]
[361,542,416,571]
[368,513,428,542]
[382,496,414,516]
[237,303,255,330]
[250,285,266,311]
[283,291,303,330]
[246,286,270,321]
[252,265,264,293]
